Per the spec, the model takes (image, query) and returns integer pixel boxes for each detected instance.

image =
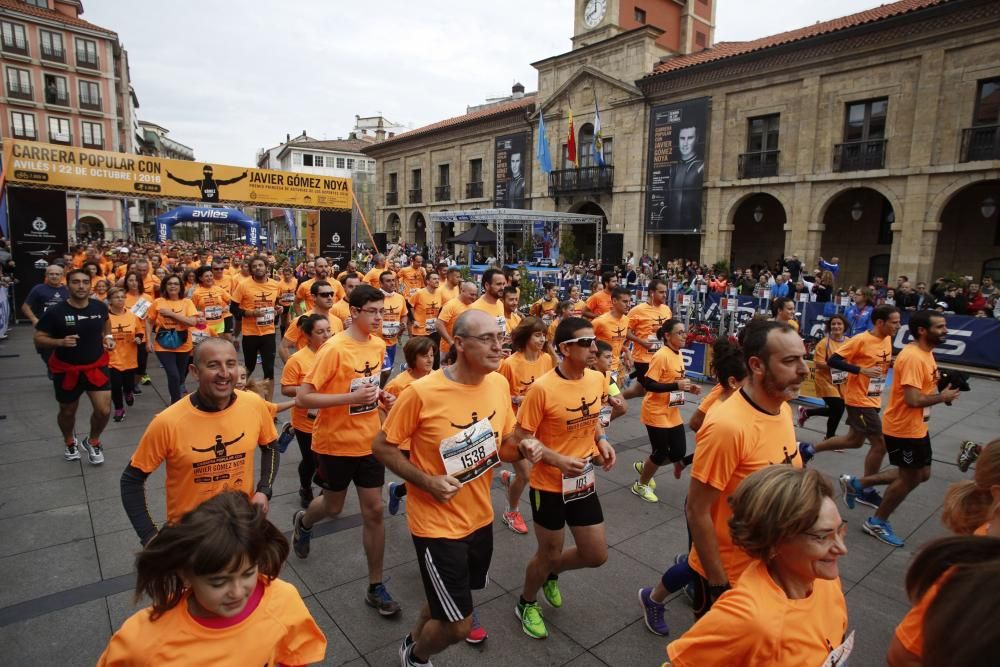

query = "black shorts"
[529,487,604,531]
[646,424,687,465]
[845,406,882,436]
[313,453,385,492]
[53,366,110,404]
[631,362,650,381]
[886,434,933,469]
[412,524,493,623]
[689,569,724,619]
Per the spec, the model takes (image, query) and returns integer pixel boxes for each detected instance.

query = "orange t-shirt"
[382,369,424,451]
[140,273,158,299]
[687,390,801,583]
[108,310,142,371]
[276,277,298,310]
[812,335,848,399]
[378,291,408,347]
[330,299,352,329]
[410,288,444,336]
[190,285,231,335]
[283,310,343,351]
[585,290,612,317]
[505,311,522,337]
[296,277,345,312]
[129,392,278,523]
[305,333,386,456]
[593,312,630,373]
[397,265,426,301]
[697,382,725,415]
[517,368,606,493]
[883,343,938,439]
[280,346,320,434]
[149,298,197,354]
[498,352,555,410]
[363,266,387,289]
[468,296,507,336]
[894,567,954,659]
[438,283,459,305]
[570,299,587,314]
[667,559,850,667]
[232,279,282,336]
[529,297,560,325]
[213,272,235,296]
[381,370,516,538]
[97,578,326,667]
[640,345,686,428]
[627,302,673,364]
[438,298,469,354]
[837,331,893,408]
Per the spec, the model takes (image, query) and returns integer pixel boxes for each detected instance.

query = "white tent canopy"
[427,208,603,265]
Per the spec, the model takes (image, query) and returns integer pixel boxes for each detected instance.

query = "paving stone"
[0,474,86,519]
[0,598,110,667]
[0,538,101,608]
[95,528,143,580]
[0,503,94,558]
[302,595,363,666]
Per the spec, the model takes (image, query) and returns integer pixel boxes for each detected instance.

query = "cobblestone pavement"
[1,324,997,666]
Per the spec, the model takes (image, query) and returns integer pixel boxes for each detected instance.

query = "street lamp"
[981,196,996,219]
[850,201,864,221]
[753,205,764,223]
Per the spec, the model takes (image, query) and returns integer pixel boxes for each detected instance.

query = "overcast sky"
[83,0,886,166]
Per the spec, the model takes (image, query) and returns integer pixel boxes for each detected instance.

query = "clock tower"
[572,0,715,55]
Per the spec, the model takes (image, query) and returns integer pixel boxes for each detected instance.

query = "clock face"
[583,0,607,28]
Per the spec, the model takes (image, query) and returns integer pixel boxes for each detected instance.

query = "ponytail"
[942,440,999,535]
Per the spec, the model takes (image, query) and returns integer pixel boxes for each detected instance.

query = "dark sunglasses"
[561,336,596,348]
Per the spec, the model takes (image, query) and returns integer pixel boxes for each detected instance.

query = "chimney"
[286,133,290,142]
[511,82,525,99]
[388,132,396,139]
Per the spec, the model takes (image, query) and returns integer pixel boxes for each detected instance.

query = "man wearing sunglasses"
[511,316,617,640]
[280,280,344,362]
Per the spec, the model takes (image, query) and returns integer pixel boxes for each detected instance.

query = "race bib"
[496,315,507,335]
[425,318,437,334]
[562,459,596,503]
[542,314,553,326]
[599,404,612,428]
[348,375,379,415]
[647,336,661,352]
[820,630,854,667]
[669,391,685,407]
[191,329,210,346]
[867,378,885,398]
[205,305,224,321]
[382,320,401,339]
[256,307,275,326]
[439,417,500,485]
[279,292,295,305]
[831,370,848,385]
[130,297,151,319]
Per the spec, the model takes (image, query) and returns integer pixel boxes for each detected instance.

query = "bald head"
[453,308,494,339]
[192,337,237,367]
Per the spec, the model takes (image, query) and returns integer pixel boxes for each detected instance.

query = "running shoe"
[387,481,403,516]
[634,460,656,489]
[502,510,528,534]
[957,441,981,473]
[292,509,311,558]
[465,609,487,644]
[399,634,433,667]
[863,517,904,547]
[515,600,548,639]
[631,481,659,503]
[113,408,125,423]
[124,392,134,406]
[838,474,860,510]
[797,406,809,428]
[798,442,815,466]
[638,587,669,636]
[64,439,80,461]
[80,437,104,465]
[542,577,562,608]
[365,583,401,616]
[857,487,883,509]
[140,374,151,385]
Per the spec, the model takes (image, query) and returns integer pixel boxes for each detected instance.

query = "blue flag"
[536,112,553,175]
[593,96,605,167]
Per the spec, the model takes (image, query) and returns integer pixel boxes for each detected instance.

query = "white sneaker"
[80,437,105,465]
[64,438,80,461]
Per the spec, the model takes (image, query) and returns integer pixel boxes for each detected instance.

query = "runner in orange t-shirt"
[396,255,427,303]
[468,268,508,338]
[529,282,560,326]
[502,285,522,344]
[145,275,201,405]
[107,287,142,422]
[438,281,478,358]
[582,271,618,320]
[438,267,461,305]
[374,309,536,661]
[376,271,409,386]
[622,278,672,400]
[797,314,849,438]
[409,272,445,369]
[191,266,232,341]
[275,265,298,332]
[363,253,389,289]
[99,492,326,667]
[592,286,632,377]
[231,256,283,392]
[295,257,344,315]
[509,316,616,640]
[279,280,342,362]
[293,285,401,616]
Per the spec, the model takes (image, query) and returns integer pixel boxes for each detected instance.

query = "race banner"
[2,140,351,210]
[645,97,709,234]
[494,133,528,209]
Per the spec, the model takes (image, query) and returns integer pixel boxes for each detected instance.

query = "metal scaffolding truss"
[427,208,603,265]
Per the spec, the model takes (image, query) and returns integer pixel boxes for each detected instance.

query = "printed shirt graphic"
[837,331,893,408]
[627,303,673,364]
[687,390,800,583]
[382,371,516,538]
[280,346,319,434]
[190,285,231,334]
[593,312,630,372]
[410,288,443,336]
[378,292,408,346]
[108,310,141,371]
[499,353,555,412]
[232,278,283,336]
[437,298,470,353]
[97,578,327,667]
[148,298,197,354]
[129,392,277,523]
[640,345,685,428]
[883,343,938,438]
[305,333,386,456]
[666,560,849,667]
[518,368,606,493]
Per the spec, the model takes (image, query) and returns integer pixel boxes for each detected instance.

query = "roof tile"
[0,0,116,35]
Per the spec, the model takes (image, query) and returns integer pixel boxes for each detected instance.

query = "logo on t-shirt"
[192,433,246,458]
[519,377,536,391]
[354,361,377,377]
[770,445,800,466]
[450,411,499,442]
[565,396,601,430]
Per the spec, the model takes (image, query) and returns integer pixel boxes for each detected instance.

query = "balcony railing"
[6,82,32,100]
[12,128,37,140]
[960,125,1000,162]
[50,132,71,145]
[82,138,103,149]
[79,96,102,111]
[385,191,398,206]
[465,181,484,198]
[833,139,887,172]
[548,165,614,196]
[41,46,65,62]
[434,185,451,201]
[1,39,28,56]
[45,89,69,106]
[738,150,780,178]
[76,52,99,69]
[408,188,422,204]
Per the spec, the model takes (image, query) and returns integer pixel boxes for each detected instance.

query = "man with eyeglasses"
[296,257,345,316]
[377,271,409,387]
[511,316,617,640]
[374,309,542,664]
[280,280,344,362]
[293,284,401,617]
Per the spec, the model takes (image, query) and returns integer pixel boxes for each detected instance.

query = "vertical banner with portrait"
[305,211,320,256]
[7,187,69,313]
[319,209,352,267]
[531,220,560,266]
[494,133,529,209]
[645,97,709,234]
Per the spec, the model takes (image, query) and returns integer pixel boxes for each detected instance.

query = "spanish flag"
[567,110,578,168]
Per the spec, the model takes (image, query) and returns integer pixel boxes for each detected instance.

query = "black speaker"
[601,233,624,273]
[373,232,387,253]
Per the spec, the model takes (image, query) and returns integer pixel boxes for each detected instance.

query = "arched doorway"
[568,201,607,264]
[820,187,895,287]
[729,193,786,273]
[77,216,105,241]
[410,211,427,249]
[386,213,401,244]
[933,179,1000,281]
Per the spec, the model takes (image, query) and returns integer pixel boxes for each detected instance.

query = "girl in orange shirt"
[93,278,111,303]
[123,271,152,388]
[797,314,849,438]
[98,491,327,667]
[107,288,142,423]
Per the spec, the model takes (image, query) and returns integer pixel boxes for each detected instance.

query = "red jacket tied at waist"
[48,352,110,390]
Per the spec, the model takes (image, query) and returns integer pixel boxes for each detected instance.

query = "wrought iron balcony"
[408,188,422,204]
[45,89,69,106]
[465,181,484,198]
[41,46,65,62]
[833,139,887,172]
[738,150,780,178]
[434,185,451,201]
[547,165,614,196]
[385,191,398,206]
[76,51,99,69]
[6,82,32,100]
[1,38,28,56]
[12,128,37,140]
[960,125,1000,162]
[79,96,102,111]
